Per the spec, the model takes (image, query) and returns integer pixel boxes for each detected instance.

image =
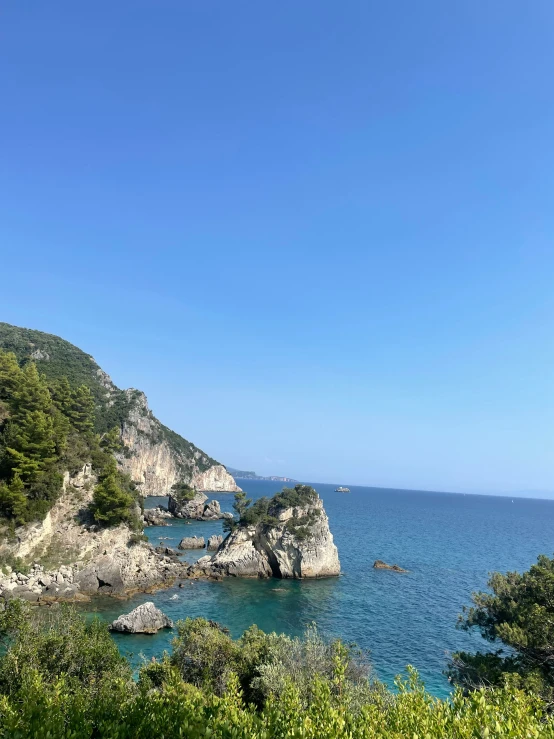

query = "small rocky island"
[167,485,233,521]
[373,559,408,573]
[189,485,340,579]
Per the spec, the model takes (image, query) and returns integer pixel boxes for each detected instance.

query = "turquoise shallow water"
[83,482,554,697]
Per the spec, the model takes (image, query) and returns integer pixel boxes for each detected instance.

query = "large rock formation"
[191,487,340,579]
[110,602,173,633]
[167,492,233,521]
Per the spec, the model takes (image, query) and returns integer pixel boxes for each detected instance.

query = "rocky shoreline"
[0,477,341,605]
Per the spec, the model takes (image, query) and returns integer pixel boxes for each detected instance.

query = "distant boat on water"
[335,486,350,493]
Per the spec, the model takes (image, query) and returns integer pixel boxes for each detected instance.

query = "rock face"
[118,390,241,496]
[192,493,340,579]
[191,464,243,492]
[167,492,232,521]
[178,536,205,550]
[110,602,173,634]
[373,560,408,573]
[0,466,186,603]
[143,507,173,526]
[207,535,223,551]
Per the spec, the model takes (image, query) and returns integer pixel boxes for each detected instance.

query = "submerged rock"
[178,536,206,550]
[373,560,408,573]
[110,602,173,634]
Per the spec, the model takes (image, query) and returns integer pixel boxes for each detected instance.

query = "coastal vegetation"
[1,600,554,738]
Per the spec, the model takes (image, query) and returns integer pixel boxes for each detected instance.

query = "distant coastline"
[227,467,298,483]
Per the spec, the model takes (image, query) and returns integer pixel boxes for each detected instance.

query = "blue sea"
[83,482,554,697]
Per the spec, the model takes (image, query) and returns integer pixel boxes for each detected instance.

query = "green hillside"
[0,323,132,434]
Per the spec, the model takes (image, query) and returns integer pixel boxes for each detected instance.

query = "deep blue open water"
[83,482,554,697]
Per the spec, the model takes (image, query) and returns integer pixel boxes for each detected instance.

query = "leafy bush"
[228,485,320,533]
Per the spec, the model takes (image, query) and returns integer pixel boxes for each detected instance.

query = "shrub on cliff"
[225,485,320,533]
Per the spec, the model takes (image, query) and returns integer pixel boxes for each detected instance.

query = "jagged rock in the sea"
[373,560,408,573]
[178,536,206,550]
[190,486,340,579]
[144,507,173,526]
[167,492,231,521]
[110,602,173,634]
[207,535,223,551]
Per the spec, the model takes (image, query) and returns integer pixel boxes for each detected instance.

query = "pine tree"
[0,351,21,402]
[90,470,133,527]
[68,385,95,434]
[10,362,51,418]
[6,410,57,483]
[0,474,27,523]
[49,377,73,417]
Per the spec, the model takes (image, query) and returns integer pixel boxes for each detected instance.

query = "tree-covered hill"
[0,322,220,468]
[0,323,234,525]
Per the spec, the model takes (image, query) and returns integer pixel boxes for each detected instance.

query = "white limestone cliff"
[117,390,241,495]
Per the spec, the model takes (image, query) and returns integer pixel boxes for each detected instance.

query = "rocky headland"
[0,465,186,604]
[0,323,243,604]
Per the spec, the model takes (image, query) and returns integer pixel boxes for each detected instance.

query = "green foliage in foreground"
[449,553,554,708]
[1,602,553,738]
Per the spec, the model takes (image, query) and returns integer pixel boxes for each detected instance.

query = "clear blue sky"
[1,2,553,496]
